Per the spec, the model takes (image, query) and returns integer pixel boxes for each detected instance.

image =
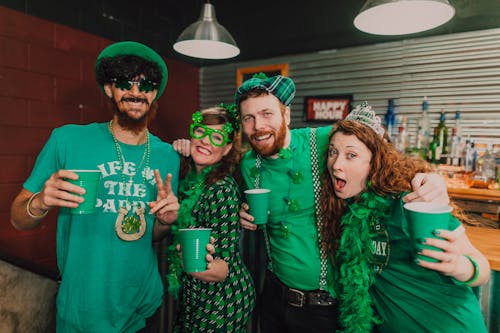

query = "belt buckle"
[310,292,335,306]
[288,288,305,307]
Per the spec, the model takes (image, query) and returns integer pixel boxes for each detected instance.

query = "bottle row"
[383,97,500,186]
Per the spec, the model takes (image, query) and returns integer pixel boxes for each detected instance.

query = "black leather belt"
[267,271,337,307]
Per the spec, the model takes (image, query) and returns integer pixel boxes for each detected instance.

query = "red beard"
[249,117,287,157]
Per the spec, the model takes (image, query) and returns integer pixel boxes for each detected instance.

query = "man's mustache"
[121,97,149,105]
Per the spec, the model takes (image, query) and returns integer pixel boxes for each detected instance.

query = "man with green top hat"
[10,41,182,332]
[235,73,451,332]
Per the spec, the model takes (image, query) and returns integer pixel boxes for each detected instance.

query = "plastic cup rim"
[404,202,452,214]
[244,188,271,194]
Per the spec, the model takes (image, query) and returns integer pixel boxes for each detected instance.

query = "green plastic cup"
[244,189,271,225]
[178,228,212,273]
[67,170,101,214]
[404,202,453,263]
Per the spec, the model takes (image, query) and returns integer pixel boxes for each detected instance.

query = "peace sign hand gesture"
[149,170,179,226]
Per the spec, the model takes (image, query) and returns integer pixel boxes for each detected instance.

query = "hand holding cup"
[404,202,453,263]
[177,228,212,272]
[244,189,271,225]
[66,170,101,214]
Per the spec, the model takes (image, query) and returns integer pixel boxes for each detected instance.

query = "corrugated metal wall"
[200,27,500,151]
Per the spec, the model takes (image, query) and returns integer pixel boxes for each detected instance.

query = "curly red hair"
[321,120,432,254]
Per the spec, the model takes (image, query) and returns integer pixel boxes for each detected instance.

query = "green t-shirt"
[241,126,332,290]
[371,198,487,333]
[24,123,180,332]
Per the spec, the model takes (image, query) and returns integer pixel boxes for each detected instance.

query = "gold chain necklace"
[108,120,150,241]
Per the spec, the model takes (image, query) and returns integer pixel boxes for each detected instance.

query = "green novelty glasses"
[112,78,158,93]
[190,124,230,147]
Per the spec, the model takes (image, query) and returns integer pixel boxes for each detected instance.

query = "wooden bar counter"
[448,186,500,227]
[448,187,500,204]
[447,187,500,330]
[465,226,500,271]
[448,187,500,268]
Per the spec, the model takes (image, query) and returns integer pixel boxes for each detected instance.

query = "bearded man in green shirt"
[10,41,182,332]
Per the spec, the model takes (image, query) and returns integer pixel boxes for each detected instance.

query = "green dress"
[370,197,487,333]
[175,175,256,332]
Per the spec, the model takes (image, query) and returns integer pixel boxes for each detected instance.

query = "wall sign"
[236,63,289,87]
[304,95,352,122]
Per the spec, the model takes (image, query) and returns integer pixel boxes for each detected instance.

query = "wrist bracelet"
[452,254,479,286]
[26,192,48,219]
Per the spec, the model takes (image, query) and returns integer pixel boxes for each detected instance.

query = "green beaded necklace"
[108,120,151,241]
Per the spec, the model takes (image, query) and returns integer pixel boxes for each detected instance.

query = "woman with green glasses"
[167,105,256,332]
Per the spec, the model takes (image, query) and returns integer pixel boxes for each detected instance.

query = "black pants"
[136,307,161,333]
[260,272,339,333]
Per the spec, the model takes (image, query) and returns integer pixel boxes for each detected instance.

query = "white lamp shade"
[354,0,455,35]
[173,3,240,59]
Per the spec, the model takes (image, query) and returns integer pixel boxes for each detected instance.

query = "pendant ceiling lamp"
[354,0,455,35]
[173,1,240,59]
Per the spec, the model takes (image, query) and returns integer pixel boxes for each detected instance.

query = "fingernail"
[417,237,426,244]
[432,230,441,236]
[414,258,421,264]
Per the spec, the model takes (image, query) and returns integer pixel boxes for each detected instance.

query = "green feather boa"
[165,165,215,298]
[336,190,394,333]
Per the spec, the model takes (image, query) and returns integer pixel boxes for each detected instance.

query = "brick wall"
[0,6,199,278]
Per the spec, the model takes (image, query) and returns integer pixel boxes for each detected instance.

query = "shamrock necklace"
[253,146,304,239]
[108,120,150,241]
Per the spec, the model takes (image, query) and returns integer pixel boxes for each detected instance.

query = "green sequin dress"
[175,176,256,332]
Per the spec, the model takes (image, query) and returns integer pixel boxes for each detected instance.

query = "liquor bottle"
[496,149,500,187]
[384,99,396,142]
[482,143,496,181]
[406,119,425,160]
[419,97,431,149]
[437,111,448,164]
[413,97,431,159]
[395,116,408,153]
[448,128,461,166]
[463,138,478,173]
[428,127,440,164]
[463,139,474,173]
[471,140,478,172]
[469,143,495,188]
[454,111,462,140]
[455,111,465,160]
[420,96,432,147]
